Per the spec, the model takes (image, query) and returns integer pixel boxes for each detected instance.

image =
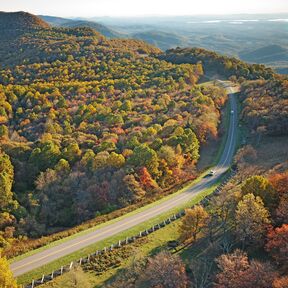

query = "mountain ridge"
[0,11,50,30]
[39,15,123,38]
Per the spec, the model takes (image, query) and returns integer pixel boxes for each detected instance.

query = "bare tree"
[190,257,213,288]
[140,251,188,288]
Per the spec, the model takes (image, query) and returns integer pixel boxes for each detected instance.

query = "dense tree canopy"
[0,19,231,252]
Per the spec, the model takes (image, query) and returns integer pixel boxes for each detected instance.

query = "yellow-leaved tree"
[180,205,209,242]
[0,252,17,288]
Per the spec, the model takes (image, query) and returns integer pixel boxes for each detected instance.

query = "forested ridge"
[0,11,287,288]
[160,47,275,80]
[241,79,288,136]
[0,12,229,256]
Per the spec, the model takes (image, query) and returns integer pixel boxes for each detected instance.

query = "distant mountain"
[132,31,188,51]
[61,20,123,38]
[0,11,49,31]
[39,15,71,26]
[240,45,288,63]
[39,15,123,39]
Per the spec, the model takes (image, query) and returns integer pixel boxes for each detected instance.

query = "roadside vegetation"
[40,63,288,288]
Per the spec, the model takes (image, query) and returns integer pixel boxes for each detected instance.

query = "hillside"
[39,15,123,38]
[0,11,226,258]
[132,31,188,51]
[92,15,288,74]
[160,47,275,80]
[0,11,287,288]
[240,44,288,64]
[39,15,74,26]
[61,20,123,38]
[0,11,49,30]
[0,12,161,67]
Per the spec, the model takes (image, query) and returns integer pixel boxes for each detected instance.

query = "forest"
[160,47,276,80]
[0,12,287,288]
[92,55,288,288]
[0,17,229,256]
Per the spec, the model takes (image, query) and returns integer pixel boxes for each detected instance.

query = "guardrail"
[23,169,237,288]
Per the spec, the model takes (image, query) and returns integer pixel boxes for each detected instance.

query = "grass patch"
[41,220,183,288]
[17,179,222,285]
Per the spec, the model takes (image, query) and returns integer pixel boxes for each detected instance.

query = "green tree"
[121,100,132,111]
[241,175,278,208]
[80,149,95,171]
[235,193,271,246]
[0,125,8,138]
[158,145,179,168]
[63,143,82,164]
[55,159,70,174]
[130,144,159,177]
[30,141,61,171]
[0,152,14,210]
[108,152,125,168]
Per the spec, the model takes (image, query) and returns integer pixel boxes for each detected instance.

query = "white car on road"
[207,170,215,177]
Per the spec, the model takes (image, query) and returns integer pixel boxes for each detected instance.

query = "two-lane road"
[11,83,238,277]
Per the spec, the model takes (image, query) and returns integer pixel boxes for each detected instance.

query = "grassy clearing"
[41,219,183,288]
[17,180,222,285]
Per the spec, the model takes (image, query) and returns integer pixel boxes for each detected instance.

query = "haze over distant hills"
[40,15,123,38]
[37,13,288,73]
[0,12,287,73]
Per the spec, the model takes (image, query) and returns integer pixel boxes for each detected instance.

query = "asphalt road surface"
[11,83,238,277]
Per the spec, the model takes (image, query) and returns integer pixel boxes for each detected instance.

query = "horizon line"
[2,10,288,19]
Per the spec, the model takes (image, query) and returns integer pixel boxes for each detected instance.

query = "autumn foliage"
[215,249,277,288]
[265,224,288,271]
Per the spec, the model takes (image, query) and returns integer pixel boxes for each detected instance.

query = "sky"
[1,0,288,17]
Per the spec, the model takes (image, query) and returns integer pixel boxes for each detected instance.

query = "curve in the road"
[11,84,238,277]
